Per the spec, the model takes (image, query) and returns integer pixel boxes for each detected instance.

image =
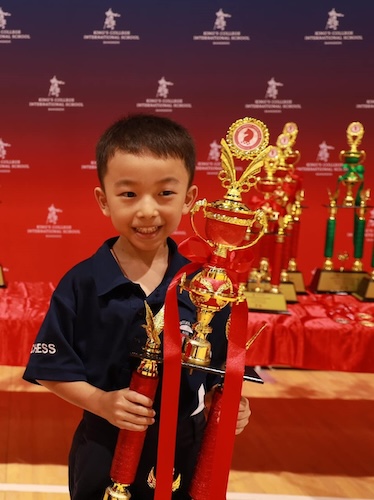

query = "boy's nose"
[137,197,159,218]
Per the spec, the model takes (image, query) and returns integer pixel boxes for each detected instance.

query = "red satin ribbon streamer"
[110,371,159,485]
[154,261,201,500]
[207,300,248,498]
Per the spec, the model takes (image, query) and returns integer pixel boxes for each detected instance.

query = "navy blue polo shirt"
[23,237,228,420]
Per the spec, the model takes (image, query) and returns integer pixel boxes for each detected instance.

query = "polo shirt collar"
[92,237,189,296]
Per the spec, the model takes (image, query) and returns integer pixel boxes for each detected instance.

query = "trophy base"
[286,271,306,293]
[243,291,289,314]
[0,266,6,288]
[182,337,211,367]
[279,282,298,303]
[181,361,263,384]
[352,276,374,302]
[309,269,370,293]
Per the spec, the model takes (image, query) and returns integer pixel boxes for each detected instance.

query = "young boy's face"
[94,151,198,253]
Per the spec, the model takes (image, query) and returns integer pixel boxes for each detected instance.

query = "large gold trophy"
[181,117,269,366]
[153,117,271,500]
[310,122,371,293]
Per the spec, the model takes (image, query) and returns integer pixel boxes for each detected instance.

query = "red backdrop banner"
[0,1,373,286]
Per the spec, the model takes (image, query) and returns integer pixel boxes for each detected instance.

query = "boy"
[23,114,250,499]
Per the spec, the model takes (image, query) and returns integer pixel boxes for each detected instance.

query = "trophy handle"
[190,199,215,248]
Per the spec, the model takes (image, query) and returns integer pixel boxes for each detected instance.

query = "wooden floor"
[1,365,374,500]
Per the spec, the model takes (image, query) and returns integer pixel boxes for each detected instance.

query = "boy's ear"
[182,184,198,215]
[94,187,110,217]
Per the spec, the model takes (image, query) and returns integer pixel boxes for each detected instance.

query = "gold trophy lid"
[283,122,298,137]
[226,117,269,160]
[339,121,366,164]
[346,121,364,151]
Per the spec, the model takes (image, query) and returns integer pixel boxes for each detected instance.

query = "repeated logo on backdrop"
[136,77,192,113]
[245,78,302,114]
[28,76,84,112]
[0,137,30,174]
[193,7,250,45]
[196,139,222,176]
[304,8,363,45]
[298,140,342,177]
[0,6,31,43]
[83,7,140,44]
[26,204,81,239]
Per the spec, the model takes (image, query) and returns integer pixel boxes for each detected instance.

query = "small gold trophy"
[104,304,165,500]
[310,122,371,293]
[181,117,270,366]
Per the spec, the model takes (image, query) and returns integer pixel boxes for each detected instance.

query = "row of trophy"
[242,119,374,309]
[239,120,306,313]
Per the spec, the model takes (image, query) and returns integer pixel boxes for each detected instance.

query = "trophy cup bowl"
[204,199,257,247]
[338,150,365,207]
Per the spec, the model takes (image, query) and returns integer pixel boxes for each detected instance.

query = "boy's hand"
[235,396,251,435]
[100,387,156,431]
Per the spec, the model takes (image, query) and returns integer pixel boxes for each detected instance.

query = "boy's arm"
[38,380,155,431]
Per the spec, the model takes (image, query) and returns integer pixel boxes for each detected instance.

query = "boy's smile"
[94,151,197,257]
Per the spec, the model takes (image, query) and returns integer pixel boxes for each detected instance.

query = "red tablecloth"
[1,282,374,372]
[246,293,374,373]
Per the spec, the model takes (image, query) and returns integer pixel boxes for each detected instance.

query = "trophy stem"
[288,219,300,269]
[270,230,285,288]
[281,224,292,271]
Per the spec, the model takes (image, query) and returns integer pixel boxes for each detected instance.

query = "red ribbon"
[154,261,201,500]
[191,302,248,500]
[179,236,254,282]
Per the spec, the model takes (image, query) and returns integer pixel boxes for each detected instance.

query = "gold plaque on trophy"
[352,274,374,301]
[279,282,298,302]
[286,270,306,293]
[310,269,370,293]
[244,290,289,313]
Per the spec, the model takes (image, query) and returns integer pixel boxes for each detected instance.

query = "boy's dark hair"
[96,114,196,187]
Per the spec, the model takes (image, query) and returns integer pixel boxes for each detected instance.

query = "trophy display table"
[246,292,374,373]
[1,281,374,373]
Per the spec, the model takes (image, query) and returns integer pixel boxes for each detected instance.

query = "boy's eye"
[160,190,175,196]
[121,191,136,198]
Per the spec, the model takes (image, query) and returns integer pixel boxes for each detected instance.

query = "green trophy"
[310,122,371,293]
